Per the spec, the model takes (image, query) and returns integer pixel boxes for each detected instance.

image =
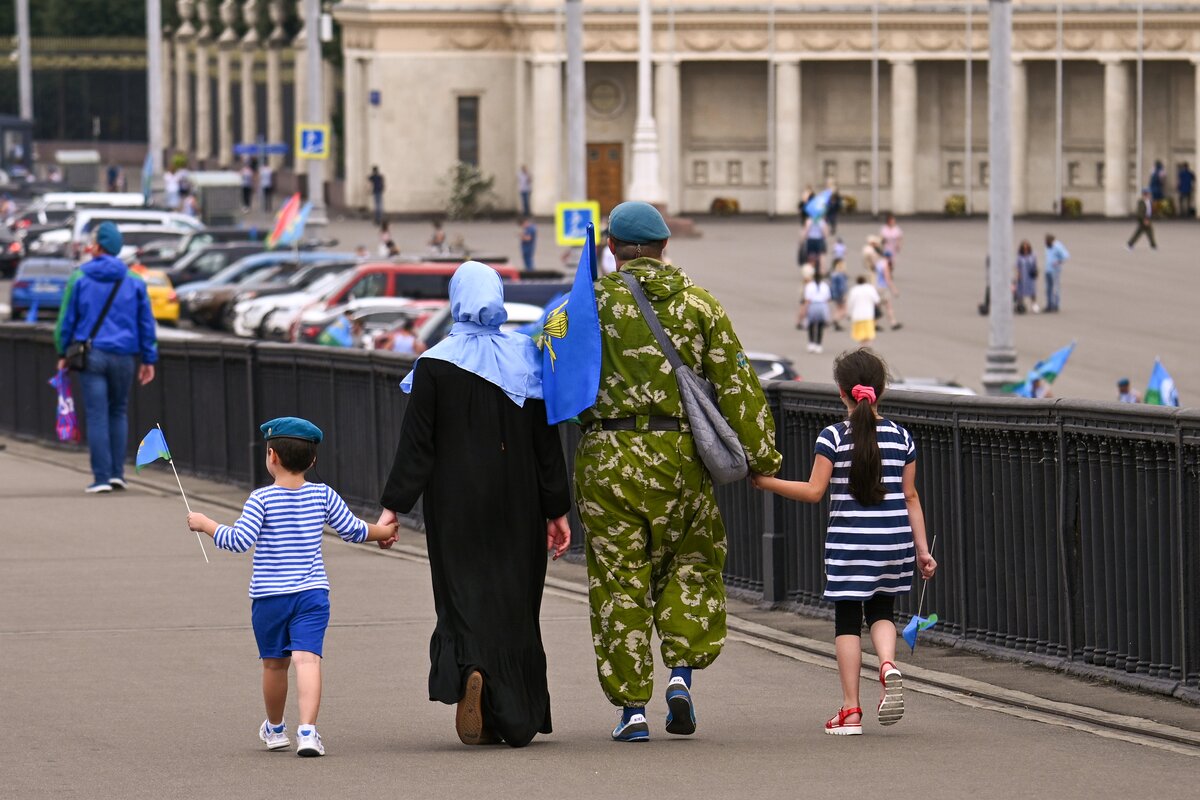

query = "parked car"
[889,377,977,396]
[114,225,190,263]
[23,226,72,258]
[9,257,76,320]
[0,226,21,276]
[294,297,429,344]
[138,268,181,326]
[178,251,356,328]
[413,301,546,351]
[5,191,144,230]
[166,242,267,287]
[139,225,267,269]
[222,261,358,332]
[748,351,802,383]
[70,208,202,257]
[234,271,351,339]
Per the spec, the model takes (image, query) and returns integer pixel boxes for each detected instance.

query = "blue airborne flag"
[542,224,601,424]
[804,188,833,220]
[135,427,172,471]
[1144,358,1180,406]
[1004,341,1075,397]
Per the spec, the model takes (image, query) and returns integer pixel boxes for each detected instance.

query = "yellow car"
[141,268,180,326]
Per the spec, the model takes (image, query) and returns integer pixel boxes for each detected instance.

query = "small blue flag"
[318,314,354,347]
[1144,358,1179,406]
[804,188,833,220]
[141,151,154,205]
[901,613,939,652]
[542,224,601,425]
[1004,341,1075,397]
[24,298,39,323]
[271,200,313,249]
[135,427,172,471]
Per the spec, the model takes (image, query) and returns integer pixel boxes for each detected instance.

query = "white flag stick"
[158,423,209,564]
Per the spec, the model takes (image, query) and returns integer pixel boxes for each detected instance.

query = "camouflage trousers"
[574,429,727,707]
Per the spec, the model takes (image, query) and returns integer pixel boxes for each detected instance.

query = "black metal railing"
[1,323,1196,694]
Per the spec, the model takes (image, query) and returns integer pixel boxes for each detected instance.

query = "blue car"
[9,257,77,321]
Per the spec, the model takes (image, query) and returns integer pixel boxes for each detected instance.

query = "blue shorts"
[250,588,330,659]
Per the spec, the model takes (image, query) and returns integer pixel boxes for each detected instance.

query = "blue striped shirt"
[213,483,369,599]
[815,419,916,601]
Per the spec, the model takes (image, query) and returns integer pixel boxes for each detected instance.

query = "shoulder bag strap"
[87,275,125,343]
[617,271,686,371]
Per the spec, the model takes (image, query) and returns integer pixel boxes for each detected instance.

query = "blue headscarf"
[400,261,543,406]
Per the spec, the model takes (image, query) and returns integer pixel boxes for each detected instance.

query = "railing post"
[762,487,786,604]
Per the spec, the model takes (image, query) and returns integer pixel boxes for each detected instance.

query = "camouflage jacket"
[580,258,782,476]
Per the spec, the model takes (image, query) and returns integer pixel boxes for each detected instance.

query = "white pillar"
[1193,58,1200,195]
[194,3,213,164]
[654,57,681,214]
[531,58,562,217]
[1011,58,1028,215]
[890,58,918,215]
[240,2,260,149]
[147,0,165,181]
[266,1,287,168]
[175,3,195,157]
[774,57,801,217]
[627,0,664,204]
[163,24,175,150]
[217,2,238,166]
[16,0,32,121]
[343,55,363,209]
[293,1,308,176]
[1103,58,1131,217]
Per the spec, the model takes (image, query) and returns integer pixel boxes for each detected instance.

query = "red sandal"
[824,706,863,736]
[878,661,904,726]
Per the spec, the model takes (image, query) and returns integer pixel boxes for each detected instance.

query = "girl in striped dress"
[753,348,936,735]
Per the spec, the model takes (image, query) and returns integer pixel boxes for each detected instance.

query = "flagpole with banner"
[542,223,602,425]
[137,424,208,563]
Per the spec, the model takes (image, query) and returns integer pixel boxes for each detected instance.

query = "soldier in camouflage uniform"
[575,202,782,741]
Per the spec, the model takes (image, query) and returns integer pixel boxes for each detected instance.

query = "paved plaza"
[2,439,1198,799]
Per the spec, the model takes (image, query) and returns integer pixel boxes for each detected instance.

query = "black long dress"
[380,358,571,747]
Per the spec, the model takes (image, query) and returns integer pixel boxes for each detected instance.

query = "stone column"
[217,2,238,166]
[194,2,213,164]
[175,3,195,156]
[1011,58,1028,215]
[1103,58,1131,217]
[240,1,260,149]
[627,0,664,203]
[774,57,801,217]
[266,1,286,168]
[163,26,175,151]
[654,57,681,214]
[530,57,562,216]
[343,55,363,209]
[293,1,308,176]
[890,58,918,215]
[1194,59,1200,199]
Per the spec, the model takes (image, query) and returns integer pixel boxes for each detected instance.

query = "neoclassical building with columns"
[334,1,1200,218]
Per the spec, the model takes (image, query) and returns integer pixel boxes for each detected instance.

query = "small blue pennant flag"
[135,427,172,471]
[804,188,834,220]
[542,224,601,425]
[901,613,939,652]
[1144,358,1179,407]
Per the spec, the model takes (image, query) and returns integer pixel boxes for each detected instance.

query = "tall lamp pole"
[564,0,586,201]
[16,0,32,122]
[305,0,327,226]
[147,0,165,179]
[982,0,1019,395]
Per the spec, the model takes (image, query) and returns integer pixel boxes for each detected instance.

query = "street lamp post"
[16,0,32,122]
[564,0,586,202]
[147,0,165,180]
[627,0,664,204]
[304,0,327,226]
[982,0,1019,395]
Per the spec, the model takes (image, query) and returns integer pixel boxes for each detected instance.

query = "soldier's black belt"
[593,416,686,432]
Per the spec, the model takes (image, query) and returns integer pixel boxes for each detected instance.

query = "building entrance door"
[587,142,623,216]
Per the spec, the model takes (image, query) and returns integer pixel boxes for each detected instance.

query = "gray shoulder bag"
[618,272,749,485]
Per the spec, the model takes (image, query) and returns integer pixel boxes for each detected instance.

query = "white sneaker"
[295,726,324,757]
[258,719,290,751]
[84,482,112,494]
[109,478,128,490]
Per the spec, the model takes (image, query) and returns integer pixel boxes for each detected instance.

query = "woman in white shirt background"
[800,267,833,353]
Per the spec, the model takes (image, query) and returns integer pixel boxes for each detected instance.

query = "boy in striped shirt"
[187,416,399,757]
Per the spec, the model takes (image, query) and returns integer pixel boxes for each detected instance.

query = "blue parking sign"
[555,201,601,246]
[295,124,330,160]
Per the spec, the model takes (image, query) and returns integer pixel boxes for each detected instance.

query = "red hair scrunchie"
[851,384,877,404]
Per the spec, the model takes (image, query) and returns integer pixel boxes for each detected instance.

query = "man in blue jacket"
[55,222,158,493]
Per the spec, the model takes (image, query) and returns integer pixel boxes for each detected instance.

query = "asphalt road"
[4,213,1198,404]
[2,443,1197,799]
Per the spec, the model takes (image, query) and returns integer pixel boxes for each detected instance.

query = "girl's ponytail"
[833,349,888,507]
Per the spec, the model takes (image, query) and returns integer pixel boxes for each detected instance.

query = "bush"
[839,194,857,214]
[1153,198,1175,218]
[710,197,740,215]
[944,194,967,216]
[442,162,497,220]
[1061,197,1083,218]
[170,152,189,171]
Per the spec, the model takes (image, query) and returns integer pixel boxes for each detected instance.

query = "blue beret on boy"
[260,416,323,443]
[608,201,671,244]
[95,221,123,256]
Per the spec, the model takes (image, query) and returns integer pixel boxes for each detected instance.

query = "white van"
[8,192,146,228]
[71,209,203,257]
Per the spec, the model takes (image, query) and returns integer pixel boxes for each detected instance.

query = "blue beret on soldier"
[260,416,324,443]
[608,201,671,244]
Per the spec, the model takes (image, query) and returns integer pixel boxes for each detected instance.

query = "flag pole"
[158,422,209,563]
[912,534,937,635]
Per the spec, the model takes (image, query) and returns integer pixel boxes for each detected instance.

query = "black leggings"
[807,320,826,345]
[834,595,896,637]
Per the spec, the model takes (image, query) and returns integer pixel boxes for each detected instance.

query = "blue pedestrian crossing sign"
[296,124,331,160]
[555,201,602,247]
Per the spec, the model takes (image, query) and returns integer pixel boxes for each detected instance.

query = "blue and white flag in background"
[1144,358,1180,407]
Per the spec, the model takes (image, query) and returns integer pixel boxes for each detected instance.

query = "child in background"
[845,276,880,344]
[752,349,936,736]
[187,417,399,757]
[829,253,849,331]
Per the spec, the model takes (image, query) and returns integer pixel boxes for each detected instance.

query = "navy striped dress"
[815,418,916,601]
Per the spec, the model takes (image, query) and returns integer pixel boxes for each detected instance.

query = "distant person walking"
[1117,378,1140,404]
[260,163,275,212]
[519,217,537,271]
[164,167,181,211]
[874,251,901,330]
[825,179,842,234]
[517,165,532,217]
[1044,233,1070,312]
[1177,162,1195,218]
[1149,160,1166,202]
[1127,189,1157,251]
[428,220,448,254]
[54,223,158,494]
[801,269,833,353]
[1015,240,1039,313]
[240,161,255,212]
[369,166,386,226]
[802,214,830,275]
[379,220,398,257]
[880,214,903,272]
[106,162,121,192]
